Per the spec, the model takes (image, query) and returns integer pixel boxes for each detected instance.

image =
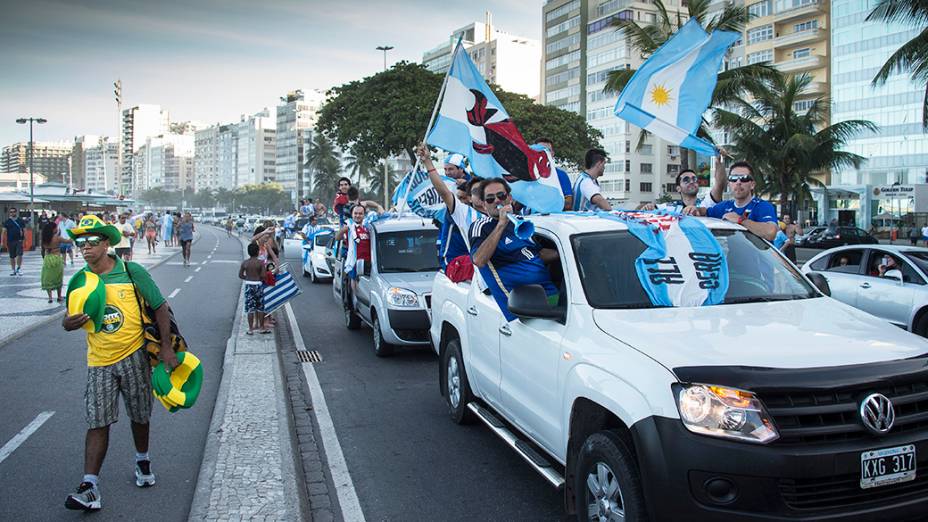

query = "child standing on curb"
[239,242,267,335]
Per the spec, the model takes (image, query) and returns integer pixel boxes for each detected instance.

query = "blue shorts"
[59,243,73,253]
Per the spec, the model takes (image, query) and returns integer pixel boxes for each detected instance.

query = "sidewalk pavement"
[0,241,183,347]
[189,241,305,521]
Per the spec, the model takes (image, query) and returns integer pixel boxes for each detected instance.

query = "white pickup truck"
[429,212,928,521]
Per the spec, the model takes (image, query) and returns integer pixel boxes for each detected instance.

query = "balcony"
[775,54,825,73]
[773,27,825,48]
[774,0,824,22]
[805,80,827,94]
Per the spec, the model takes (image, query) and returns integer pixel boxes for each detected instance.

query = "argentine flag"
[614,19,739,155]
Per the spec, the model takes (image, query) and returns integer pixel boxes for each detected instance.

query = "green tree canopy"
[714,73,877,212]
[306,133,343,205]
[234,183,292,214]
[316,61,602,172]
[867,0,928,128]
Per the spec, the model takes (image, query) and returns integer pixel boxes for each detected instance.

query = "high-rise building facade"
[423,17,542,99]
[1,141,72,183]
[276,89,325,201]
[121,104,169,194]
[194,124,238,192]
[82,137,119,194]
[135,134,194,193]
[543,0,693,206]
[235,110,277,186]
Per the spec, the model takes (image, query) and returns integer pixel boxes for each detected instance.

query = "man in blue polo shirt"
[693,160,778,241]
[471,178,559,319]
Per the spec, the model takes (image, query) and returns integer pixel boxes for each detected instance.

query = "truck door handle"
[467,306,478,316]
[860,282,871,289]
[499,325,512,336]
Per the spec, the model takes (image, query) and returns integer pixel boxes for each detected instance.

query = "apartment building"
[81,137,119,194]
[135,134,194,193]
[1,141,72,183]
[276,89,325,201]
[121,104,170,194]
[235,110,277,186]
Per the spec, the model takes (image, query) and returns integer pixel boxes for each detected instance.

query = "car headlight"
[386,287,419,307]
[673,383,778,444]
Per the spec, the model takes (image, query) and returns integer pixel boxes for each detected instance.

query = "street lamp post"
[376,45,394,207]
[15,117,47,244]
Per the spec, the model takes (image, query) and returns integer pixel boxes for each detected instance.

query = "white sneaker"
[65,482,101,511]
[135,460,155,487]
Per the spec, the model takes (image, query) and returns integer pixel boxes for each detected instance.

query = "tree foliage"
[867,0,928,128]
[306,133,343,205]
[316,61,602,172]
[713,73,877,212]
[137,183,292,214]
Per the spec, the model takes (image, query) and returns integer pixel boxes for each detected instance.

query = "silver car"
[331,215,439,357]
[802,244,928,337]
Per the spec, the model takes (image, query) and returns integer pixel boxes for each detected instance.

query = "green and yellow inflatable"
[152,351,203,413]
[65,270,107,332]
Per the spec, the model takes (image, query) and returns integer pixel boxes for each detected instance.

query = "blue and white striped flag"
[394,167,457,220]
[263,263,302,314]
[613,19,739,155]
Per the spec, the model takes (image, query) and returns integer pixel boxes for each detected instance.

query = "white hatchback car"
[802,244,928,336]
[281,227,335,283]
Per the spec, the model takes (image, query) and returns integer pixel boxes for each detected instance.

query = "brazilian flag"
[152,351,203,413]
[65,270,106,333]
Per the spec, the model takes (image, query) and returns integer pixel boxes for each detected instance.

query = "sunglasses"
[483,191,509,204]
[728,175,754,183]
[679,175,697,184]
[75,236,104,248]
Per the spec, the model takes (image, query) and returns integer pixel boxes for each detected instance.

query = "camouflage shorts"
[84,348,152,429]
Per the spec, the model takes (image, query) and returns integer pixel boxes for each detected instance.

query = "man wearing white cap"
[444,153,470,186]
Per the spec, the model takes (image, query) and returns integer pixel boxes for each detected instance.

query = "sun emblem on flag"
[650,84,672,106]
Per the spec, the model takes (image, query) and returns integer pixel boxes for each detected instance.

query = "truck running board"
[467,403,565,489]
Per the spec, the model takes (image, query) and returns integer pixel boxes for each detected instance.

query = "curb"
[0,230,203,350]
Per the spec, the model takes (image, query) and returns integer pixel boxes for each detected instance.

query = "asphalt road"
[287,269,563,521]
[0,226,241,520]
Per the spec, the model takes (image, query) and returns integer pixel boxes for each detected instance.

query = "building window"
[546,16,581,38]
[667,164,680,174]
[665,183,676,193]
[640,182,653,192]
[546,50,580,70]
[794,19,818,32]
[793,99,815,112]
[587,11,632,35]
[748,0,771,18]
[546,33,581,54]
[625,179,631,191]
[747,24,773,44]
[747,49,773,64]
[625,141,631,153]
[546,0,580,22]
[639,144,653,155]
[793,47,812,58]
[625,159,631,172]
[640,163,653,173]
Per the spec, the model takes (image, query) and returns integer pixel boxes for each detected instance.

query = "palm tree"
[306,133,342,204]
[604,0,779,165]
[344,154,376,186]
[363,161,402,204]
[713,73,877,213]
[866,0,928,128]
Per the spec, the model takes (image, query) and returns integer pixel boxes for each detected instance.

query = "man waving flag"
[614,19,739,155]
[427,42,563,213]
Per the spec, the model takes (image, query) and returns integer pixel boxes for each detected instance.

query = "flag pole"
[399,35,463,217]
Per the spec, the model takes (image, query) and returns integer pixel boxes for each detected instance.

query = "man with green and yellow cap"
[61,215,178,512]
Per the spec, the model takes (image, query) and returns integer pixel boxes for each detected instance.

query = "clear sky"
[1,0,542,146]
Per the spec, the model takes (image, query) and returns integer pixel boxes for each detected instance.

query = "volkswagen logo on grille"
[859,393,895,435]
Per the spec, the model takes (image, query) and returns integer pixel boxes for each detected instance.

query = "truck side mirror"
[508,284,564,320]
[806,272,831,296]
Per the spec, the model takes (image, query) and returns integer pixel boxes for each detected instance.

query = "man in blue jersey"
[416,144,481,268]
[692,160,778,241]
[471,178,559,313]
[533,138,574,211]
[573,148,613,212]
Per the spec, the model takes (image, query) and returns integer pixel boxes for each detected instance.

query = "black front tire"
[914,313,928,338]
[372,313,395,357]
[574,431,648,522]
[440,338,475,424]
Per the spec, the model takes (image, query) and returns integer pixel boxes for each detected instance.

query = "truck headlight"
[674,384,778,444]
[387,287,419,307]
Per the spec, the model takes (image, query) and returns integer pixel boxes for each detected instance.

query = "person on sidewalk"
[115,214,136,261]
[2,207,26,276]
[240,242,268,334]
[144,215,158,255]
[161,211,174,247]
[61,215,179,512]
[41,221,71,303]
[179,212,195,267]
[59,212,77,265]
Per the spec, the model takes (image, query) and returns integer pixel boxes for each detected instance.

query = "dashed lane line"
[195,267,202,272]
[0,411,55,465]
[168,288,181,298]
[184,276,193,283]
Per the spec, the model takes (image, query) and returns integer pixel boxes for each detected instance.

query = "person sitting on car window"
[872,255,899,278]
[470,178,560,313]
[688,160,778,241]
[336,201,384,295]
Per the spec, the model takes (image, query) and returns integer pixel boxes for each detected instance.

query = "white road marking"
[0,411,55,465]
[208,260,239,264]
[207,255,213,259]
[195,267,202,272]
[168,288,181,298]
[184,276,193,283]
[287,304,365,522]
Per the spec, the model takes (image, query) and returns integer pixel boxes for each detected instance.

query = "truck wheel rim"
[586,462,625,521]
[447,355,461,408]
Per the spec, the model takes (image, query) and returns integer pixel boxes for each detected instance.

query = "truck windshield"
[572,229,818,309]
[376,230,440,274]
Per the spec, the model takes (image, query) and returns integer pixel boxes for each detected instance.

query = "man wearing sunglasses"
[692,161,778,241]
[61,215,178,512]
[470,178,560,314]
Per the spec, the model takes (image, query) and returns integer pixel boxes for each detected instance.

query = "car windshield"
[376,229,440,273]
[314,232,332,247]
[904,251,928,274]
[572,229,818,309]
